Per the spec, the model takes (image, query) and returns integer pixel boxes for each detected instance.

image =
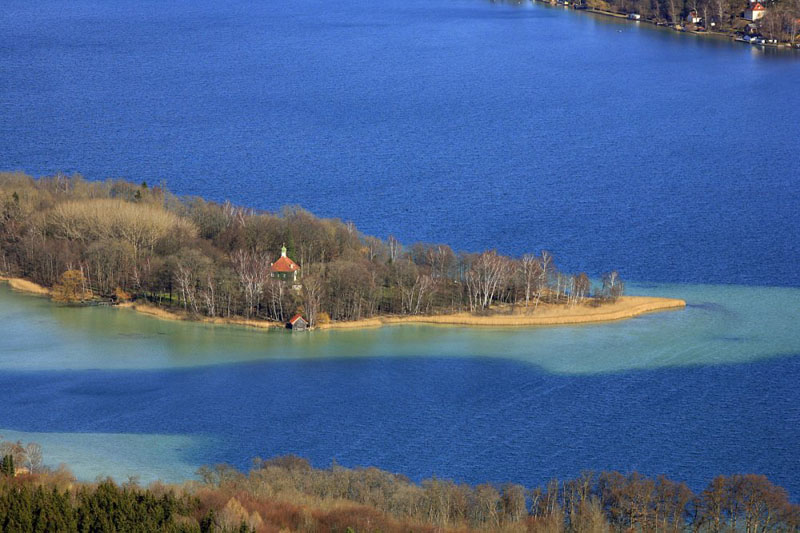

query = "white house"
[744,2,765,21]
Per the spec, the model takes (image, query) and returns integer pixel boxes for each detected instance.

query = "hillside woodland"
[1,440,799,533]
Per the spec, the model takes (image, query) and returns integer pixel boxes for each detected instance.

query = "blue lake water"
[1,0,800,498]
[2,0,799,285]
[0,283,799,496]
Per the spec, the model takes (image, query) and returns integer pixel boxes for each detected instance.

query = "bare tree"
[24,442,43,473]
[201,273,217,317]
[520,254,543,309]
[667,0,683,25]
[600,271,624,302]
[302,275,323,327]
[387,235,401,263]
[231,249,270,318]
[712,0,729,29]
[465,251,511,311]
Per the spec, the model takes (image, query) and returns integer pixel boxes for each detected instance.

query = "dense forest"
[1,439,799,532]
[0,172,625,327]
[575,0,800,43]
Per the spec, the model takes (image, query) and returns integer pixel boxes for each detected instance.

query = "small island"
[0,172,684,330]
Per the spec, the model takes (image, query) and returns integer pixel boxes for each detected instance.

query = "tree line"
[2,442,799,532]
[0,172,625,327]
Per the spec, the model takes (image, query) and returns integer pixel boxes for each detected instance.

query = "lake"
[1,0,799,498]
[1,282,799,496]
[2,0,799,285]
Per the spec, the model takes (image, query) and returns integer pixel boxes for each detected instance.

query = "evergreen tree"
[1,455,14,477]
[200,508,216,533]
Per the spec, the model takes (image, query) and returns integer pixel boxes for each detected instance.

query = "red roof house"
[287,313,308,330]
[270,246,300,281]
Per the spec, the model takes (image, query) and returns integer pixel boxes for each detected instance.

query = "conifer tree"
[1,454,14,477]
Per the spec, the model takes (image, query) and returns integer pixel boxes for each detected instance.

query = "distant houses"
[687,10,702,24]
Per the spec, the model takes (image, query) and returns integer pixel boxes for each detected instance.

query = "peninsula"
[0,172,684,330]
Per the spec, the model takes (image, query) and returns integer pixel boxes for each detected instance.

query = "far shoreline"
[0,276,685,331]
[533,0,800,52]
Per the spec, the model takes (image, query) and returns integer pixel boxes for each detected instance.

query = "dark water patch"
[1,354,798,497]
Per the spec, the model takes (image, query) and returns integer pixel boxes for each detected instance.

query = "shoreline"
[1,276,685,331]
[536,0,800,51]
[0,275,50,296]
[120,297,687,331]
[317,296,686,330]
[116,301,283,330]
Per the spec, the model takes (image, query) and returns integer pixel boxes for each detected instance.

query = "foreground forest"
[1,440,799,532]
[0,172,625,327]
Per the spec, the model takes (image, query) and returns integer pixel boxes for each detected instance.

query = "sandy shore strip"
[318,296,686,330]
[117,301,283,330]
[0,275,51,295]
[2,277,684,331]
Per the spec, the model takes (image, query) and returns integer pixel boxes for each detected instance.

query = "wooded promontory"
[0,171,634,328]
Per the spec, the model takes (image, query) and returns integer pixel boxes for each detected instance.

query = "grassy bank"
[117,301,283,330]
[0,276,50,296]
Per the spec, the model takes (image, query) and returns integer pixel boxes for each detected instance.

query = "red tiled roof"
[270,255,300,273]
[289,314,305,324]
[751,2,764,9]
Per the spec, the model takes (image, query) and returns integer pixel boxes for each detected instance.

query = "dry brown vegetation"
[319,296,686,329]
[3,445,798,532]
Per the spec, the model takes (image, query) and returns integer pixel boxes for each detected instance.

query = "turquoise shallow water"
[1,283,798,374]
[0,428,206,484]
[0,283,799,496]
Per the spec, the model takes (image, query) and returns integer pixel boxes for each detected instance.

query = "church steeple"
[281,245,287,258]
